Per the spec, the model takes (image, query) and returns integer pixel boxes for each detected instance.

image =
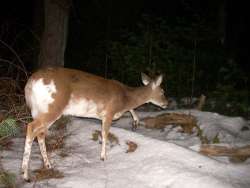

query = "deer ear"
[155,75,163,86]
[152,75,163,89]
[141,73,151,85]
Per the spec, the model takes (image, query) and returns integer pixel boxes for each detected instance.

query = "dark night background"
[0,0,249,117]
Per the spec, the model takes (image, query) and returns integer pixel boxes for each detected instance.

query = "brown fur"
[22,67,168,181]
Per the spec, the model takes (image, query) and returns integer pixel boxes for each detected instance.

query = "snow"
[1,110,250,188]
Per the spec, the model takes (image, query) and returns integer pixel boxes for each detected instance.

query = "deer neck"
[124,85,151,110]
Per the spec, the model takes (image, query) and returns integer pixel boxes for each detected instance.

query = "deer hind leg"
[21,114,60,181]
[22,121,35,181]
[37,132,51,169]
[100,115,113,161]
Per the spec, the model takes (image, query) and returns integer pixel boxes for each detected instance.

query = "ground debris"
[33,168,64,181]
[46,117,69,152]
[92,130,119,147]
[126,141,138,153]
[0,171,16,188]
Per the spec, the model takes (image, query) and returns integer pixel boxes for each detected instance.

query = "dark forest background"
[0,0,249,118]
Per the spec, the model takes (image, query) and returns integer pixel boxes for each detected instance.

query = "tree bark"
[38,0,70,68]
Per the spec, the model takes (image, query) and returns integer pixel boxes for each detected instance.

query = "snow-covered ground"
[1,110,250,188]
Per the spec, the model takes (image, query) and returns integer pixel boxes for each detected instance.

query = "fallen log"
[142,113,198,134]
[200,144,250,162]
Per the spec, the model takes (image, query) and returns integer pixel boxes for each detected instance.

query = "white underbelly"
[63,98,104,119]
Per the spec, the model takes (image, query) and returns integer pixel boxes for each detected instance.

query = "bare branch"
[0,39,28,79]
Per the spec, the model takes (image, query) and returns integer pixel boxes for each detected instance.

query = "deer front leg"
[22,124,34,181]
[130,110,139,131]
[100,116,113,161]
[37,133,51,169]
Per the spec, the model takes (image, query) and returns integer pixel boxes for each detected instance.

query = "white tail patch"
[27,79,56,118]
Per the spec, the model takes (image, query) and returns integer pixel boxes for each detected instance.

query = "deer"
[21,67,168,181]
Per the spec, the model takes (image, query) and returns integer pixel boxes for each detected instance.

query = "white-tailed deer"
[22,67,168,181]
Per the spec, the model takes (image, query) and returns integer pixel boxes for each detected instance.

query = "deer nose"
[162,104,168,109]
[161,102,168,109]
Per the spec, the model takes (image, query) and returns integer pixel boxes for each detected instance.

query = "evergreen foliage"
[0,171,16,188]
[0,118,19,138]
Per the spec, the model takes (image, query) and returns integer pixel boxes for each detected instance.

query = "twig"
[0,39,28,79]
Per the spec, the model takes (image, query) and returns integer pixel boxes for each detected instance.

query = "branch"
[0,58,27,78]
[0,40,28,79]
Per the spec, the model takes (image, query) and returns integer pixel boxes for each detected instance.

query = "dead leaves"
[33,168,64,181]
[92,130,119,147]
[126,141,137,153]
[91,130,138,153]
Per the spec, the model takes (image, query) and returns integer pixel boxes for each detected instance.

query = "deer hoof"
[45,162,52,169]
[22,172,31,182]
[100,154,107,161]
[24,177,31,183]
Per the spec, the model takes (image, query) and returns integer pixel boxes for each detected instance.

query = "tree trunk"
[218,0,226,45]
[38,0,70,68]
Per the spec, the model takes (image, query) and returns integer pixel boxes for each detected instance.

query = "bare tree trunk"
[38,0,70,68]
[218,0,226,45]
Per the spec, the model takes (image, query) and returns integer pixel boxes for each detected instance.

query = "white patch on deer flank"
[27,79,56,118]
[63,96,103,119]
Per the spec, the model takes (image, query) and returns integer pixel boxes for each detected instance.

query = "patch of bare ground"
[33,168,64,181]
[46,117,73,158]
[92,130,120,147]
